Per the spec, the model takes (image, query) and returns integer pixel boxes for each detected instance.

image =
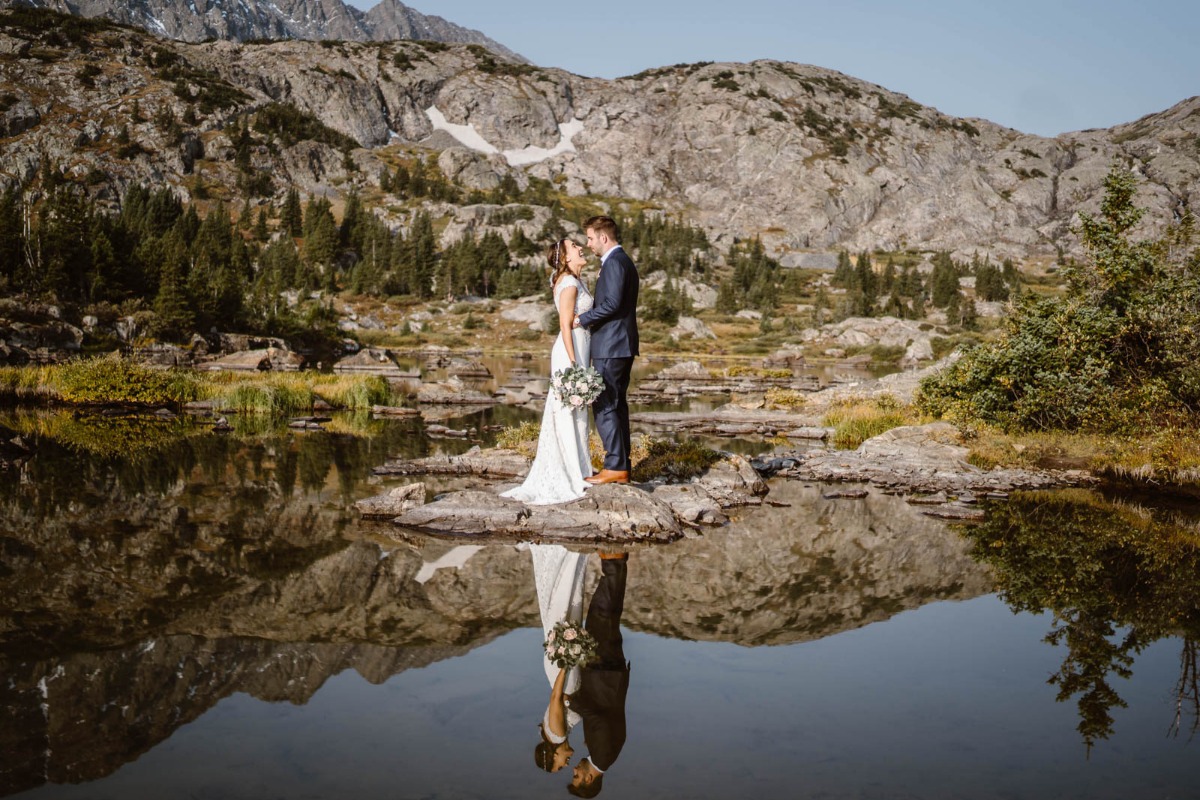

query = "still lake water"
[1,397,1198,799]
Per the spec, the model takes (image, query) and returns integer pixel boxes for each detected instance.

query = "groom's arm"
[577,258,629,330]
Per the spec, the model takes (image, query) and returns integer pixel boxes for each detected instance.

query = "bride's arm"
[557,284,579,365]
[546,664,569,738]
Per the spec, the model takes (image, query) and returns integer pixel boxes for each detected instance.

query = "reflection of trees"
[0,411,433,508]
[1173,638,1200,740]
[963,489,1200,751]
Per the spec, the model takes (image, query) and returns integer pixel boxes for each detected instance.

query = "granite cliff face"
[1,9,1195,258]
[0,0,526,60]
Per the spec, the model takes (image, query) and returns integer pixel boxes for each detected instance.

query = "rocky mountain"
[0,0,526,60]
[1,7,1196,260]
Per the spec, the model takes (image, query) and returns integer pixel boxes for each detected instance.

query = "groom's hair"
[583,215,620,243]
[568,774,604,797]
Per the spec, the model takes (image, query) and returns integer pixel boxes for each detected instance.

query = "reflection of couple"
[501,215,640,506]
[531,545,629,797]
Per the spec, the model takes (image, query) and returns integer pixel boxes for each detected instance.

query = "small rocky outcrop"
[355,482,427,518]
[416,378,498,405]
[332,348,417,377]
[629,360,819,404]
[367,448,769,542]
[197,347,303,372]
[391,485,684,543]
[758,421,1097,501]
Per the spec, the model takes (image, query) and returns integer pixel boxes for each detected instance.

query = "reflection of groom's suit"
[577,246,639,473]
[572,557,630,772]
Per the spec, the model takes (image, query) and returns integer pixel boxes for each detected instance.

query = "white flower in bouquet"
[551,365,604,407]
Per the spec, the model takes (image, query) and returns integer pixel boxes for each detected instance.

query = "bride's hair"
[534,724,563,772]
[547,238,571,288]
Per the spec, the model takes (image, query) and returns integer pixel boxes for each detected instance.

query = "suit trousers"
[585,559,627,669]
[592,357,633,472]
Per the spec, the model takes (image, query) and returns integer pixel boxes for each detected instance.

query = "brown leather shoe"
[584,469,630,485]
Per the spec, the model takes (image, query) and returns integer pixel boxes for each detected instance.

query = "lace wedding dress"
[501,275,593,505]
[530,543,586,733]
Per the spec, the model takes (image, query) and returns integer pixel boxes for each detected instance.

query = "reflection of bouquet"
[544,620,598,669]
[550,365,604,409]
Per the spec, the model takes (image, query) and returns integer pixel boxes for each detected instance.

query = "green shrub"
[917,166,1200,433]
[53,354,197,406]
[630,437,723,482]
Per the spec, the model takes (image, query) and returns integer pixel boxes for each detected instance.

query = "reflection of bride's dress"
[501,275,593,505]
[530,544,586,731]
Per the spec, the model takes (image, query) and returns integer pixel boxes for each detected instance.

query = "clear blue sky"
[348,0,1197,137]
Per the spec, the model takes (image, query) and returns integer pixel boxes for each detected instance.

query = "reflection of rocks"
[374,445,530,477]
[623,480,995,645]
[1,464,995,793]
[0,635,499,797]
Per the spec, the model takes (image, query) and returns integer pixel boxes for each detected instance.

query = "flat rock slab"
[392,485,683,543]
[768,422,1098,496]
[631,408,828,438]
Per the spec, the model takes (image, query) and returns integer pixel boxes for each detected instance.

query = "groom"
[567,553,630,797]
[574,216,639,485]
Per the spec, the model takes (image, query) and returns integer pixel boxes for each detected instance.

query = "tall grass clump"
[822,394,915,449]
[0,365,55,403]
[495,421,540,458]
[224,381,313,415]
[196,372,400,414]
[310,374,394,409]
[630,436,723,483]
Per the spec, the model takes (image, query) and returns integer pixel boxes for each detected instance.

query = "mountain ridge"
[0,8,1196,260]
[0,0,528,60]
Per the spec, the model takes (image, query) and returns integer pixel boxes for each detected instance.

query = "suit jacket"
[578,246,639,359]
[571,664,629,772]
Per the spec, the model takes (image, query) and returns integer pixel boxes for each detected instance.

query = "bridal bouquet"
[550,365,604,409]
[544,620,598,669]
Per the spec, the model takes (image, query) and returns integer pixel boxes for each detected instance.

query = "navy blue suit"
[577,246,639,472]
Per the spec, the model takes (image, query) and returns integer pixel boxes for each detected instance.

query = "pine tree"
[254,207,269,242]
[281,188,303,237]
[153,257,195,341]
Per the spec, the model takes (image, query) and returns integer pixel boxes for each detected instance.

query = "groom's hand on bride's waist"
[572,316,581,328]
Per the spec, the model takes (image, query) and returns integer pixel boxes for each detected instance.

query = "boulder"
[356,482,428,518]
[392,485,683,542]
[670,316,716,340]
[333,348,414,377]
[500,302,549,331]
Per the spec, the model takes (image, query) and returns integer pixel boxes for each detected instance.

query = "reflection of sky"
[23,596,1194,799]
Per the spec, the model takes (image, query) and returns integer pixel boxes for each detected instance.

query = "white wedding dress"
[530,543,586,734]
[501,275,593,505]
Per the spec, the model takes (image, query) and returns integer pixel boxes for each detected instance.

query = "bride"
[529,543,586,773]
[501,238,594,505]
